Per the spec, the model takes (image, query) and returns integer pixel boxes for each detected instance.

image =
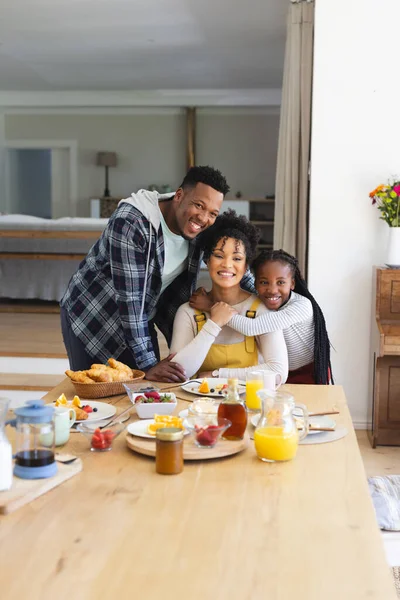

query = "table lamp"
[97,152,117,197]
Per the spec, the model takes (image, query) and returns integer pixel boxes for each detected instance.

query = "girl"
[191,248,333,384]
[170,212,288,381]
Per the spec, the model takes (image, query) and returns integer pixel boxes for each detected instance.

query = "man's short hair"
[180,166,230,197]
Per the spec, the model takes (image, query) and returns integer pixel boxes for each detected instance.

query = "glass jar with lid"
[155,427,184,475]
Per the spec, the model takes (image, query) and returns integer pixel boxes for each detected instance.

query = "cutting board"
[126,432,248,461]
[0,459,82,515]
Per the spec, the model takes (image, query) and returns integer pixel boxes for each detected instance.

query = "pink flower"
[394,185,400,195]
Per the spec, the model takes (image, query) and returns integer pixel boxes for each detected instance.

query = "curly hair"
[252,249,334,385]
[180,166,230,197]
[201,209,260,264]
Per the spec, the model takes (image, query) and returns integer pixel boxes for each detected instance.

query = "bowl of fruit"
[184,415,232,449]
[123,385,177,419]
[77,420,126,452]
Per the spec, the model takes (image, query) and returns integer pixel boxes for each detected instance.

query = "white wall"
[197,110,279,198]
[4,109,279,216]
[309,0,399,425]
[5,112,187,216]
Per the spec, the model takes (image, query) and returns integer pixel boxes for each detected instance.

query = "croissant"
[107,358,133,378]
[85,368,113,383]
[90,364,110,371]
[73,406,89,420]
[65,370,95,384]
[109,369,131,382]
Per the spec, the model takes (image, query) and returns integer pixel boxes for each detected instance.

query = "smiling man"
[60,166,228,382]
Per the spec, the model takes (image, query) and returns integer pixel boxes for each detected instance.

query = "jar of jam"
[155,427,184,475]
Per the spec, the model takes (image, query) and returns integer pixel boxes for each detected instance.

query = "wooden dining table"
[0,380,397,600]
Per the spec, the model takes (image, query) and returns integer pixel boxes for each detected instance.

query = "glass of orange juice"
[245,370,281,412]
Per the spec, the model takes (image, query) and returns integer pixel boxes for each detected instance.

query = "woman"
[170,210,288,381]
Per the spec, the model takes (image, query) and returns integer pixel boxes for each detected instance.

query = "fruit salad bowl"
[77,421,126,452]
[123,384,177,419]
[184,416,232,449]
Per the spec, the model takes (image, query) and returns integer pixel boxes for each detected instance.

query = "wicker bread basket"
[70,369,145,399]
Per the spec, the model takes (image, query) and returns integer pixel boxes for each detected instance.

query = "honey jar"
[155,427,184,475]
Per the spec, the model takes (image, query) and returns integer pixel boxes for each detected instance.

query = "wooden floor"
[356,431,400,477]
[0,312,66,357]
[0,373,64,391]
[0,299,60,314]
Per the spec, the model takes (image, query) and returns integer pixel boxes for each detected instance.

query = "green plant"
[369,181,400,226]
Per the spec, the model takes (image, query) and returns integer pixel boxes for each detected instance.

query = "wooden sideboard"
[369,267,400,446]
[100,197,123,218]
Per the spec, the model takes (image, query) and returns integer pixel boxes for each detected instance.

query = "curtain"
[273,0,314,275]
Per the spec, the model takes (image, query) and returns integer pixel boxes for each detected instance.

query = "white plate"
[50,400,116,423]
[181,378,246,398]
[250,413,336,435]
[127,419,190,439]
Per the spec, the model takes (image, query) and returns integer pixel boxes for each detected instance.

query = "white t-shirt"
[149,209,189,320]
[159,210,189,295]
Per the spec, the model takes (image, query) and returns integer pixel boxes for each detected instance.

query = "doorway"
[4,140,77,217]
[7,149,52,218]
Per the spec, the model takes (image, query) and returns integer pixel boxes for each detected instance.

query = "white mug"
[262,370,282,391]
[54,406,76,446]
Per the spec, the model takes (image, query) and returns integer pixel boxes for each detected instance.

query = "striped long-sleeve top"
[226,291,314,372]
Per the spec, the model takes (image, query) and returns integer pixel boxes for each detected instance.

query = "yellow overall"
[194,298,261,373]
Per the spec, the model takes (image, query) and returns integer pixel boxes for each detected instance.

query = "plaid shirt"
[61,203,255,370]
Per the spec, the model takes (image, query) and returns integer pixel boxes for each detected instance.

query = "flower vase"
[386,227,400,268]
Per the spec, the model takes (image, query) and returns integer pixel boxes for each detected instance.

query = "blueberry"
[218,390,223,395]
[210,388,215,393]
[93,407,98,412]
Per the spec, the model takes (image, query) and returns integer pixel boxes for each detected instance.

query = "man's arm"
[240,269,256,294]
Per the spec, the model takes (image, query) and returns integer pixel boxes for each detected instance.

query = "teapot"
[254,389,309,462]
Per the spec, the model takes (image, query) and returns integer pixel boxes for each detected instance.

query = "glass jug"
[7,399,57,479]
[254,390,309,462]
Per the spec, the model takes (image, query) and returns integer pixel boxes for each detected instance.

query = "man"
[60,166,229,382]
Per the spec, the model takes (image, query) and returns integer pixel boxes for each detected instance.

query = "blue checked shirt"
[61,203,255,370]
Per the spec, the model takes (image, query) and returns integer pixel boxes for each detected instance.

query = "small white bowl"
[129,391,177,419]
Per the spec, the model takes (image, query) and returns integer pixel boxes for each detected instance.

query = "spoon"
[55,453,79,465]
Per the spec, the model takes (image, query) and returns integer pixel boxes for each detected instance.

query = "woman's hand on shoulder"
[210,302,238,327]
[189,287,212,311]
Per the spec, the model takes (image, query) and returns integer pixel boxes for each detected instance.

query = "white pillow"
[368,476,400,531]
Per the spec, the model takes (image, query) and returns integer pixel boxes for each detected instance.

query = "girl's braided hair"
[252,249,334,385]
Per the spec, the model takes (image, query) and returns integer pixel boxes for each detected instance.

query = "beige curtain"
[273,0,314,274]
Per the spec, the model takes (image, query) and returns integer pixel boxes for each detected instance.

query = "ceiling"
[0,0,287,91]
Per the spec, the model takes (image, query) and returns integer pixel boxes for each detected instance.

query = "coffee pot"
[7,400,57,479]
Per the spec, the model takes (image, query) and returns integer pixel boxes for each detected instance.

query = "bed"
[0,215,108,301]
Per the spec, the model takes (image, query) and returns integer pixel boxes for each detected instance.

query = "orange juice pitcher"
[253,390,309,462]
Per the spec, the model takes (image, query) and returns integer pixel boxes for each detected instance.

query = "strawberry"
[144,391,161,400]
[134,395,147,404]
[195,424,220,446]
